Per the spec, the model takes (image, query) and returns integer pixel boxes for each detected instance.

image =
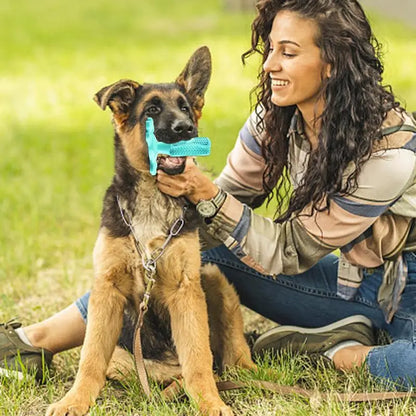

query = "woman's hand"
[156,157,218,204]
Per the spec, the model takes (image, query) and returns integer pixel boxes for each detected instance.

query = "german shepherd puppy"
[46,46,255,416]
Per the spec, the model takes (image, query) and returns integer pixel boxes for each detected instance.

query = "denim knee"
[74,292,90,322]
[367,340,416,390]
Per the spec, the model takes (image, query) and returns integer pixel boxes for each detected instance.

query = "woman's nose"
[263,51,282,73]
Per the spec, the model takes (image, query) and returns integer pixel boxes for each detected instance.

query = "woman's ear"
[325,63,332,79]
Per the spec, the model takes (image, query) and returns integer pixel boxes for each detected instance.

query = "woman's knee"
[366,340,416,390]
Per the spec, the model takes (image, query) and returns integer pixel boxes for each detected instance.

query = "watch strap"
[211,187,227,210]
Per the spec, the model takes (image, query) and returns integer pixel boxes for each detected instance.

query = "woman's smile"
[271,77,290,89]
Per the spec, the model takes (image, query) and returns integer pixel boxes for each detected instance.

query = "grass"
[1,0,416,414]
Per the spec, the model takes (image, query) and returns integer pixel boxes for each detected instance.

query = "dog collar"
[145,117,211,175]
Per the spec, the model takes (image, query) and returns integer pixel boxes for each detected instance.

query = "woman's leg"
[202,246,416,389]
[0,293,89,379]
[203,246,381,326]
[23,295,89,354]
[363,252,416,389]
[13,292,89,354]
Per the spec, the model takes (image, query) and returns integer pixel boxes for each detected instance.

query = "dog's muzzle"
[146,117,211,175]
[156,155,187,175]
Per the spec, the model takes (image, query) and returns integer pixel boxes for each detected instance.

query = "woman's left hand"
[156,157,218,204]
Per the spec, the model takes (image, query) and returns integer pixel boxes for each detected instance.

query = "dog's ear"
[175,46,212,117]
[94,80,140,114]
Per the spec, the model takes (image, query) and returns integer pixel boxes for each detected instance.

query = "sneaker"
[0,319,53,382]
[252,315,375,357]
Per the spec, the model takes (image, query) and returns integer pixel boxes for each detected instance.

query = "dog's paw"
[45,396,90,416]
[208,406,234,416]
[200,402,234,416]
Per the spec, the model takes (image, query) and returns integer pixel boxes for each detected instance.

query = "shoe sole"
[254,315,372,349]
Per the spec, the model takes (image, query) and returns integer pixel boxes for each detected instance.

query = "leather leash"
[161,378,416,402]
[133,303,151,397]
[216,380,416,402]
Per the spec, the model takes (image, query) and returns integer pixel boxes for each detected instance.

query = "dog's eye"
[146,106,160,115]
[180,105,190,113]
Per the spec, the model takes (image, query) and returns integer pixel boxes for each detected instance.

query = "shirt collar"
[288,109,311,151]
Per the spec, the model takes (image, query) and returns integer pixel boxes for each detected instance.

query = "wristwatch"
[196,187,227,219]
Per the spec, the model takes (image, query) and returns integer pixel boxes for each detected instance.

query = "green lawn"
[1,1,416,415]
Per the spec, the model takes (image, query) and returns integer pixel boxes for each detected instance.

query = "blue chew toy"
[145,117,211,175]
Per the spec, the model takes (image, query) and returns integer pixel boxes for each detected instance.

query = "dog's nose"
[172,120,195,137]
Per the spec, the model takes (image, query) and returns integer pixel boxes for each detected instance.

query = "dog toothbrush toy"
[145,117,211,175]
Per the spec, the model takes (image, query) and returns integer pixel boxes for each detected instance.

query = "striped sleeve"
[214,111,271,209]
[302,148,416,265]
[202,145,416,276]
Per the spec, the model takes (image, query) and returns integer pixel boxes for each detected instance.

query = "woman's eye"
[283,52,296,58]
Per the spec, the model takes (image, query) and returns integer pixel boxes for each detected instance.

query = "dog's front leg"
[46,232,132,416]
[157,235,233,416]
[201,264,256,371]
[46,281,126,416]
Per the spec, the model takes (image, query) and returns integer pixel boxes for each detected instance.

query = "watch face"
[197,200,216,218]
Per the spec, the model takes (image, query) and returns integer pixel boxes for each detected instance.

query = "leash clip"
[143,258,157,274]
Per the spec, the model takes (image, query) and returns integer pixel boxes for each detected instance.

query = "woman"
[2,0,416,389]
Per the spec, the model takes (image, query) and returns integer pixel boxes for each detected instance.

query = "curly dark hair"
[242,0,401,222]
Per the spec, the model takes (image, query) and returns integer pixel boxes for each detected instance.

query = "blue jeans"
[75,247,416,389]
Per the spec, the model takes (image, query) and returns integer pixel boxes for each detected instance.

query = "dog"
[46,46,255,416]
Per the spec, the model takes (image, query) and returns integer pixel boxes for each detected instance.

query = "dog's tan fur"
[46,47,255,416]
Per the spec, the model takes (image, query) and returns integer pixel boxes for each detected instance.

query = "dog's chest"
[130,184,183,245]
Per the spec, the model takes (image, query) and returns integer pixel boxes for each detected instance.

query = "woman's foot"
[0,319,53,381]
[252,315,375,369]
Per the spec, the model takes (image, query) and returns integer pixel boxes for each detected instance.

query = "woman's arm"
[157,122,416,277]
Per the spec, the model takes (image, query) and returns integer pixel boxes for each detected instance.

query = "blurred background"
[0,0,415,319]
[360,0,416,29]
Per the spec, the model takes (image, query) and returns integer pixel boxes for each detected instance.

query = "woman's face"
[263,10,330,118]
